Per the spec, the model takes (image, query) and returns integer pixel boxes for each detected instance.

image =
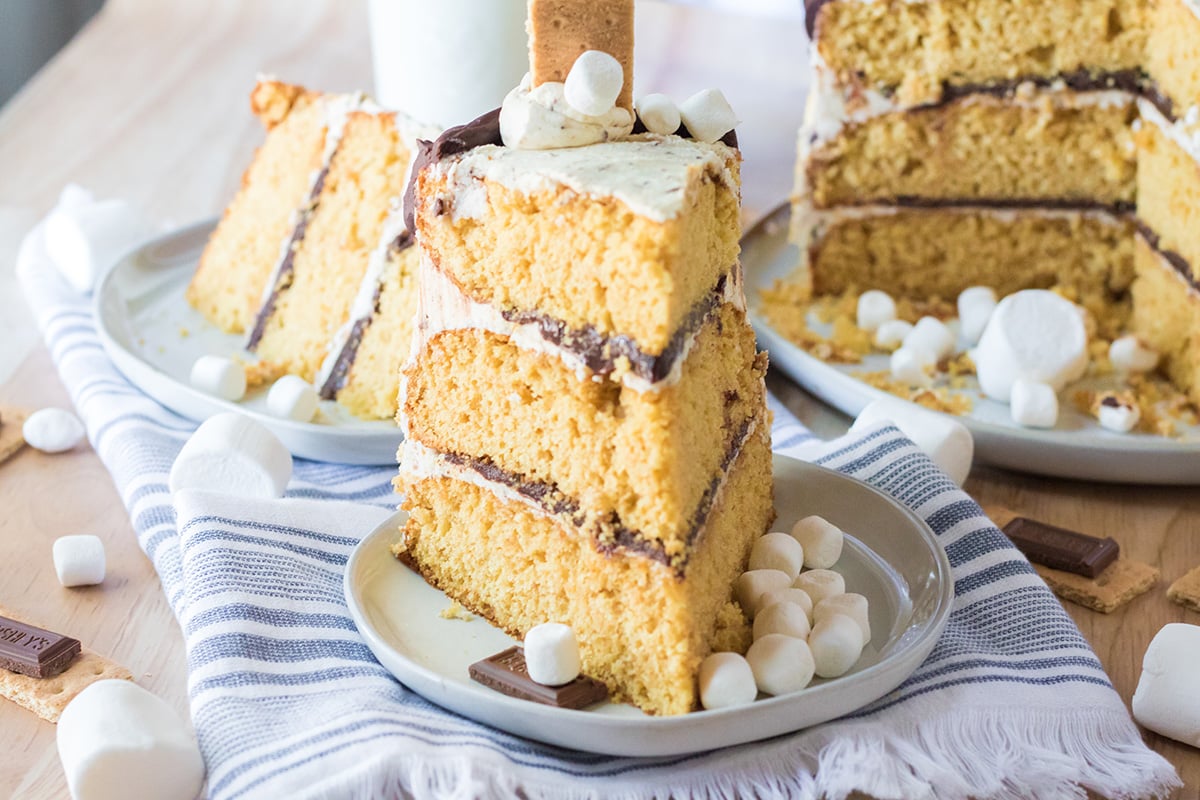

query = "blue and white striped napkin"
[16,203,1179,800]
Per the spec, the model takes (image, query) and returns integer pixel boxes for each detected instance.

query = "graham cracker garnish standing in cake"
[1167,566,1200,613]
[0,405,30,464]
[528,0,635,110]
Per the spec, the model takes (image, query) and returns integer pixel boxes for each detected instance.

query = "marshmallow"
[1132,624,1200,747]
[189,356,246,402]
[267,375,318,422]
[973,290,1088,402]
[1009,378,1059,429]
[57,680,205,800]
[1097,396,1141,433]
[169,412,292,498]
[635,93,681,135]
[760,587,814,622]
[874,319,914,350]
[890,346,936,387]
[789,516,844,570]
[44,196,155,294]
[793,569,845,607]
[748,532,805,580]
[850,397,975,486]
[904,316,956,360]
[53,535,106,588]
[564,50,624,117]
[1109,336,1159,374]
[814,593,870,644]
[678,88,738,144]
[23,408,86,453]
[856,290,897,333]
[735,569,793,619]
[523,623,581,686]
[745,634,816,696]
[809,614,866,679]
[957,286,998,346]
[753,600,811,641]
[698,652,757,710]
[500,73,633,150]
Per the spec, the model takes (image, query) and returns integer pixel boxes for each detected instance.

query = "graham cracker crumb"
[0,405,30,464]
[439,601,474,622]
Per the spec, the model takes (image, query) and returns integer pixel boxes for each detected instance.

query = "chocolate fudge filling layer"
[1134,219,1200,293]
[432,413,758,576]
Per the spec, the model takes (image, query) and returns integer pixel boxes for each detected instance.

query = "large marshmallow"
[523,623,581,686]
[748,532,805,579]
[189,356,246,402]
[735,570,793,619]
[957,286,998,346]
[793,569,846,607]
[698,652,757,710]
[1009,378,1059,429]
[760,587,814,622]
[851,397,975,486]
[1109,336,1159,374]
[745,634,815,696]
[1132,624,1200,747]
[57,680,205,800]
[169,412,292,498]
[635,93,680,135]
[809,614,865,678]
[856,290,896,332]
[753,600,811,641]
[53,535,106,588]
[23,408,86,453]
[789,516,844,569]
[44,195,155,294]
[904,317,956,360]
[678,88,738,143]
[890,346,936,387]
[267,375,318,422]
[814,593,871,644]
[972,290,1088,402]
[564,50,624,117]
[874,319,914,350]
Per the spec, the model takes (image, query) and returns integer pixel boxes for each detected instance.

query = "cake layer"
[1136,107,1200,277]
[402,297,768,558]
[808,0,1150,104]
[395,423,774,716]
[187,82,325,333]
[804,89,1138,209]
[1145,0,1200,113]
[414,134,741,355]
[1131,236,1200,405]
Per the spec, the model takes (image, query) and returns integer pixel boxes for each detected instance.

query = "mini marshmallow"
[1097,396,1141,433]
[523,622,581,686]
[57,680,205,800]
[1132,623,1200,747]
[267,375,318,422]
[564,50,624,117]
[745,634,816,696]
[814,593,870,644]
[23,408,86,453]
[53,535,106,588]
[957,286,998,346]
[748,532,805,580]
[850,397,975,486]
[904,316,956,360]
[760,587,814,622]
[169,412,292,498]
[809,614,865,678]
[856,290,896,332]
[890,346,936,387]
[874,319,914,350]
[698,652,757,710]
[189,355,246,401]
[793,569,845,607]
[789,515,844,569]
[1109,335,1159,373]
[44,197,155,294]
[753,600,811,641]
[635,93,680,135]
[678,88,739,143]
[973,290,1088,402]
[735,569,793,619]
[1010,378,1059,429]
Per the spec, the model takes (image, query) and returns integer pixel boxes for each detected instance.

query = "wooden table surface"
[0,1,1196,797]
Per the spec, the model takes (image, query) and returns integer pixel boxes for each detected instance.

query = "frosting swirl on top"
[499,73,634,150]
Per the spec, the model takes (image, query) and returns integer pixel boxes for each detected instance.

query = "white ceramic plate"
[744,203,1200,484]
[344,455,953,756]
[93,220,403,465]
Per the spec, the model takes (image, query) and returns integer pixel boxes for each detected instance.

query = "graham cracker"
[1034,558,1159,614]
[528,0,635,110]
[0,405,30,464]
[1167,565,1200,613]
[0,606,133,723]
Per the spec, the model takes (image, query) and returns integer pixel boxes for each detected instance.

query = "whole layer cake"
[186,79,434,419]
[792,0,1200,403]
[395,95,774,714]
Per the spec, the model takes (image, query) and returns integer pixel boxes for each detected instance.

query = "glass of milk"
[368,0,529,130]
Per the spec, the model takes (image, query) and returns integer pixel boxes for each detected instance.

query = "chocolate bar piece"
[469,646,608,709]
[1003,517,1119,578]
[0,615,81,678]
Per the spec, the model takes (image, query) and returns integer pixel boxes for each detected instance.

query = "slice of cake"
[395,4,773,715]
